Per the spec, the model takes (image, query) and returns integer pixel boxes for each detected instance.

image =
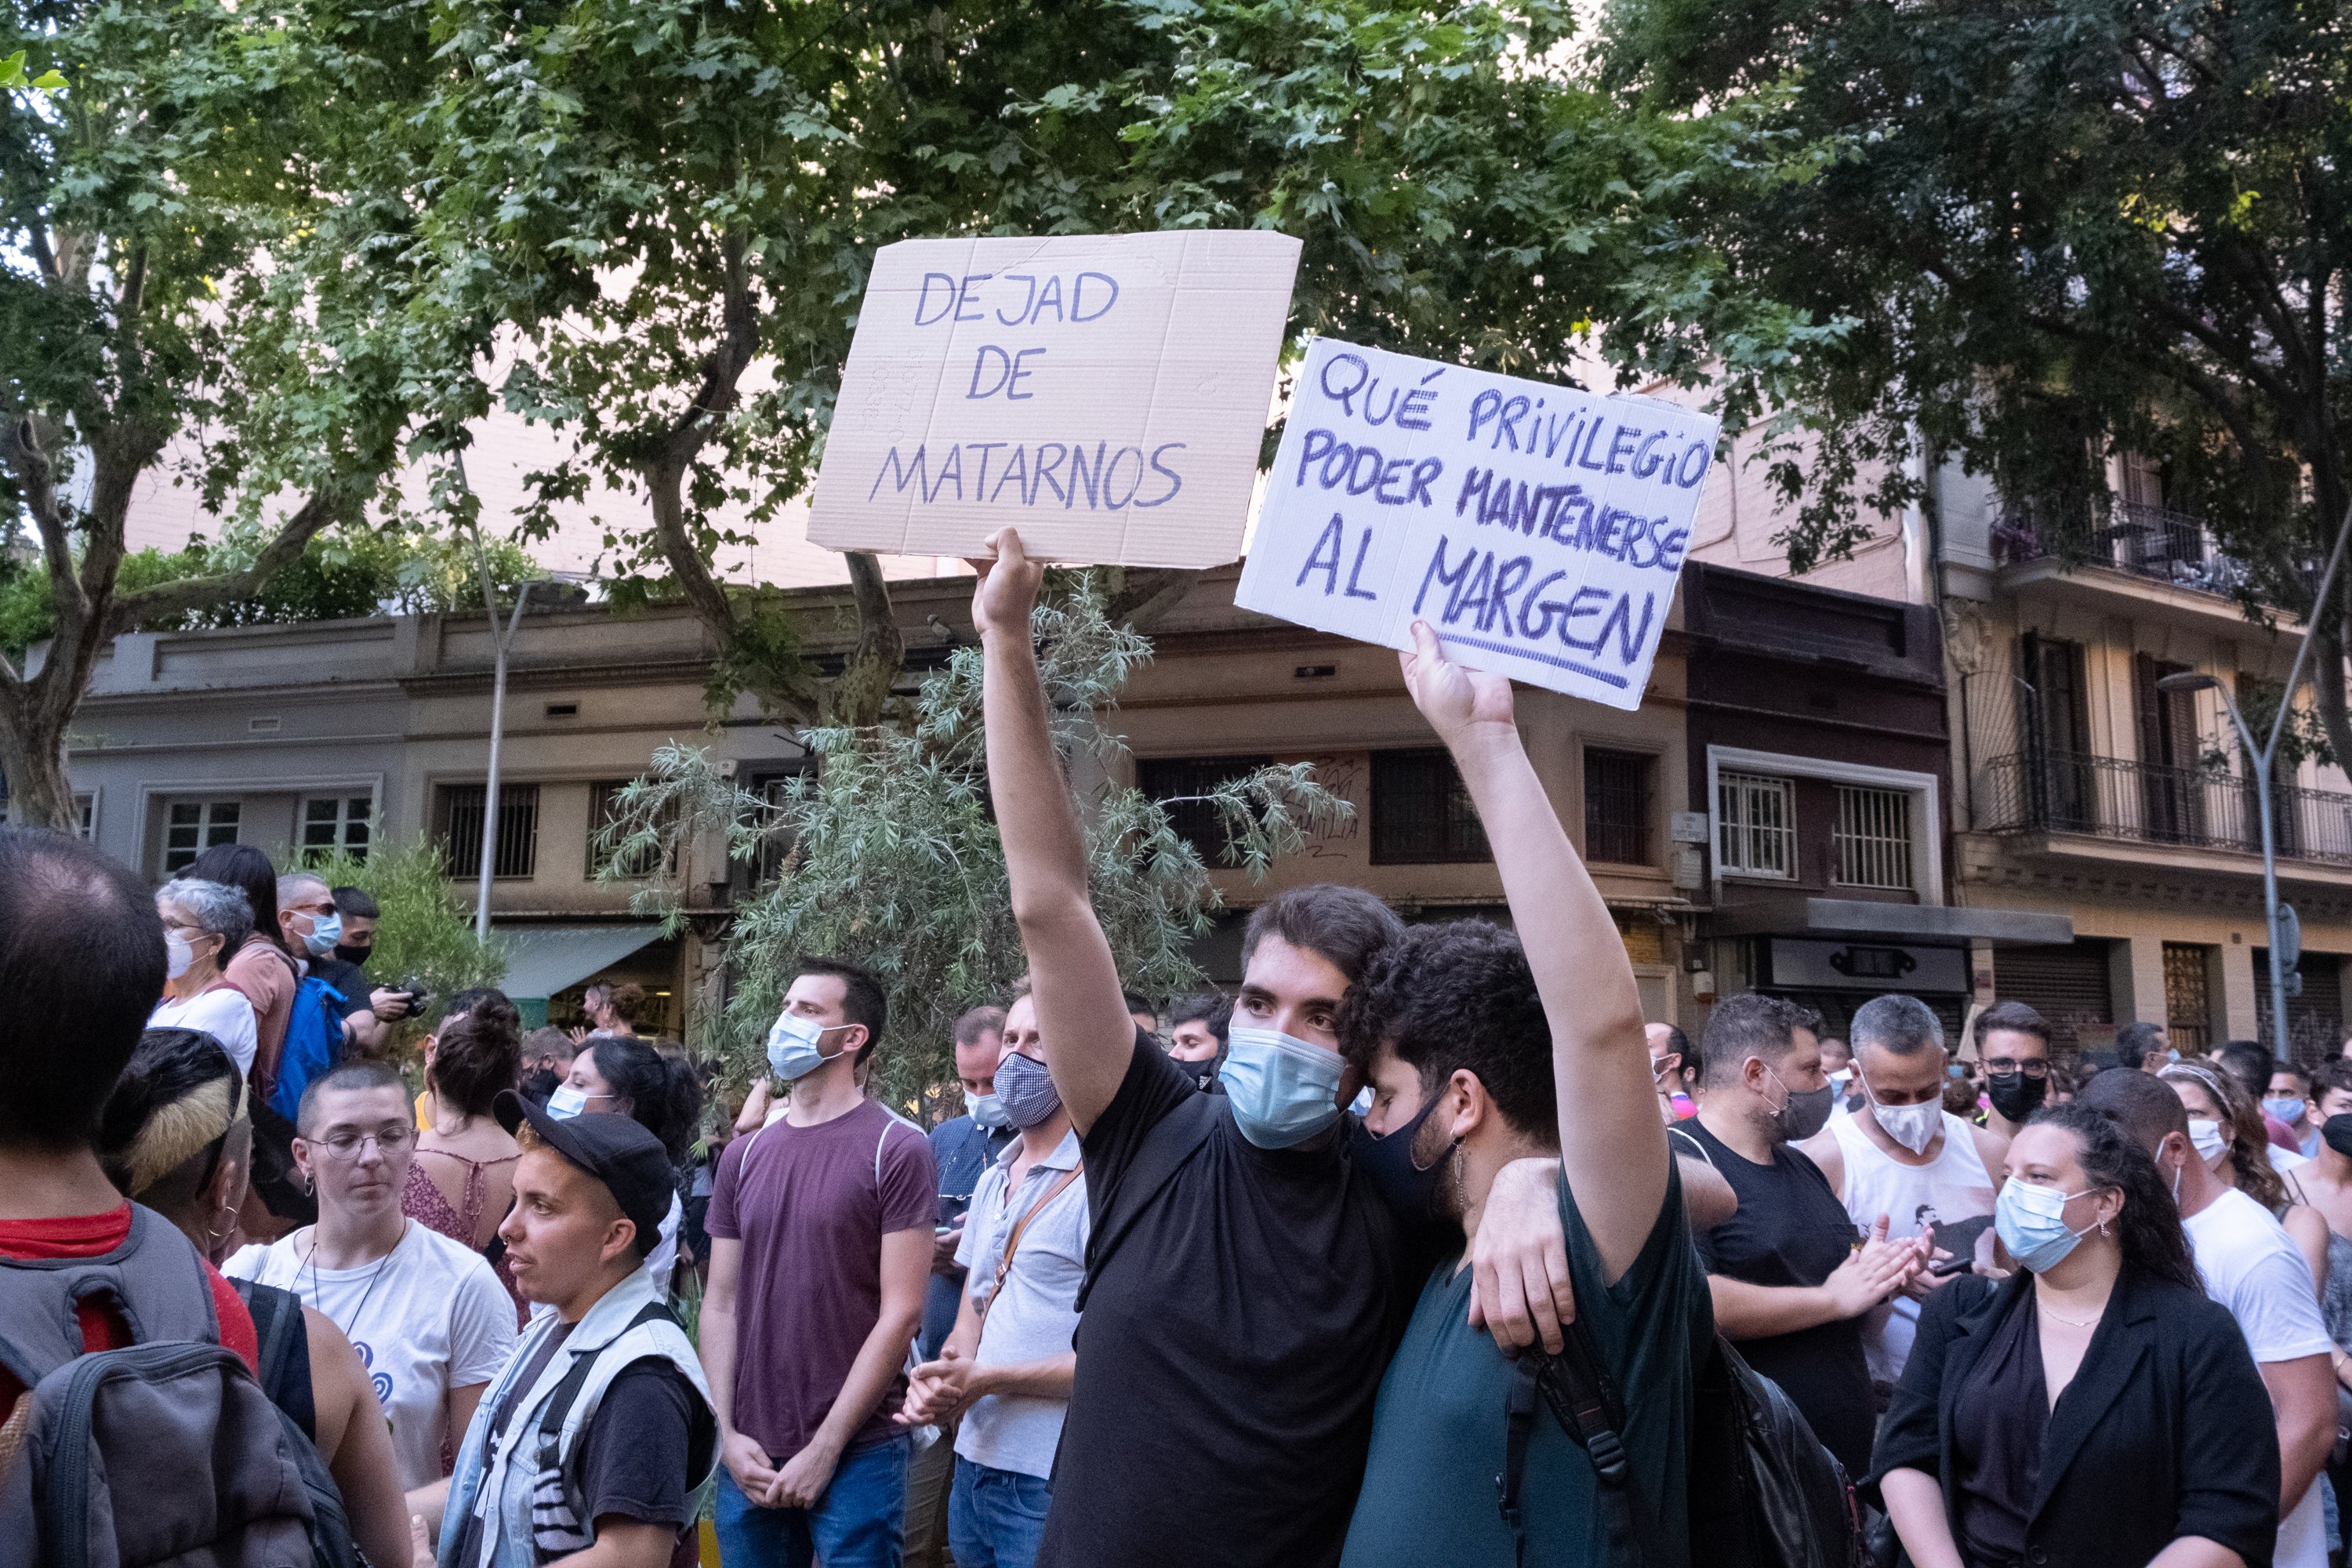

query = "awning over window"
[494,924,664,1006]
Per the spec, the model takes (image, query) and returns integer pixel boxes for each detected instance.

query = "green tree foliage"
[1602,0,2352,751]
[0,0,453,828]
[597,583,1350,1105]
[388,0,1817,720]
[0,523,539,661]
[286,837,510,1061]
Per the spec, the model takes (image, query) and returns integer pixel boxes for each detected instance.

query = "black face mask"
[1354,1096,1459,1224]
[1985,1070,2048,1124]
[2324,1113,2352,1161]
[334,943,372,969]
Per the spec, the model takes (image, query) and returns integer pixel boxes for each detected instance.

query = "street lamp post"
[2159,500,2352,1064]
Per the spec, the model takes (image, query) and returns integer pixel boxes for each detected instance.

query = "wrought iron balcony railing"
[1976,750,2352,866]
[1991,503,2246,597]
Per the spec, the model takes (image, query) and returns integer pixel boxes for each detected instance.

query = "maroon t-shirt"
[706,1097,937,1459]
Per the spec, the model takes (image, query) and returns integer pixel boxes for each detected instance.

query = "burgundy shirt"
[706,1098,936,1459]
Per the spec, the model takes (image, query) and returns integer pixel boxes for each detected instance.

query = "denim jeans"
[713,1434,909,1568]
[947,1457,1052,1568]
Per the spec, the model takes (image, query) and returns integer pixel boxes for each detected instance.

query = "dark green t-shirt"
[1338,1162,1712,1568]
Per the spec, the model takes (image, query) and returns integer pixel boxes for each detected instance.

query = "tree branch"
[641,226,762,642]
[103,488,344,634]
[830,550,905,727]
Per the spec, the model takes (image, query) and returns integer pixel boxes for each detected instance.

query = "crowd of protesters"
[9,523,2352,1568]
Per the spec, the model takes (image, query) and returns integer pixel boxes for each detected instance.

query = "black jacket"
[1867,1266,2279,1568]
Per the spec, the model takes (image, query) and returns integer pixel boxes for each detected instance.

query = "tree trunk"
[0,683,82,832]
[829,550,905,728]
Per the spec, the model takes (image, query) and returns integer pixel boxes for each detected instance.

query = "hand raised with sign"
[969,527,1045,642]
[1401,618,1516,754]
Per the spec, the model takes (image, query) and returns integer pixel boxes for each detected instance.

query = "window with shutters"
[1371,749,1489,865]
[437,783,539,879]
[164,800,240,873]
[1583,750,1653,866]
[1717,773,1795,879]
[1832,786,1914,890]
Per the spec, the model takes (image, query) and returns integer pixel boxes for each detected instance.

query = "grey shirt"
[953,1127,1089,1479]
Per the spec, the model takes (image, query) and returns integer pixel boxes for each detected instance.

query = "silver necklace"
[302,1220,405,1343]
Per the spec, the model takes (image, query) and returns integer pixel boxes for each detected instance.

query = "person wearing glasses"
[226,1059,518,1527]
[1973,1001,2054,1142]
[149,877,262,1078]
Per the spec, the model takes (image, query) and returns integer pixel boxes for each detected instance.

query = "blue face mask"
[1994,1175,2099,1274]
[301,910,343,959]
[966,1090,1008,1129]
[768,1012,848,1082]
[545,1083,589,1121]
[1221,1025,1346,1149]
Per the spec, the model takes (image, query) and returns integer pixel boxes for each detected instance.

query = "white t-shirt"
[226,1219,519,1490]
[149,986,258,1077]
[2183,1185,2334,1568]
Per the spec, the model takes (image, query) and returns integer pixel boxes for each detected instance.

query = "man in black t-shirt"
[431,1094,716,1568]
[971,529,1582,1568]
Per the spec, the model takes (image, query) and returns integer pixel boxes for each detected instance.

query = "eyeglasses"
[313,1126,416,1161]
[1981,1058,2049,1079]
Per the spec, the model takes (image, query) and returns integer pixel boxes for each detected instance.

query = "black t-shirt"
[1036,1040,1410,1568]
[306,956,369,1018]
[445,1322,709,1566]
[1675,1120,1877,1479]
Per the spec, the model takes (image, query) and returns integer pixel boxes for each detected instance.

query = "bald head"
[2078,1063,2190,1155]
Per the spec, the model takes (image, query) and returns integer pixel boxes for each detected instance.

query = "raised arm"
[1399,620,1664,1280]
[973,528,1134,1133]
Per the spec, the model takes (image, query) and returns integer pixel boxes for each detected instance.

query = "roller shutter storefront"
[1993,941,2114,1055]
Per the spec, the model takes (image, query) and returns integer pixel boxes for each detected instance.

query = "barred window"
[1138,755,1273,861]
[1372,749,1490,865]
[437,783,539,880]
[1833,786,1914,890]
[1717,773,1795,878]
[589,781,673,879]
[1583,750,1653,866]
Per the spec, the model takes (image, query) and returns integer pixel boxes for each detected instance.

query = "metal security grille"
[1717,772,1795,878]
[1138,755,1274,861]
[2162,943,2212,1057]
[437,783,539,880]
[1994,941,2114,1054]
[1584,750,1653,866]
[1372,749,1490,865]
[1833,786,1914,890]
[588,781,676,879]
[164,800,240,873]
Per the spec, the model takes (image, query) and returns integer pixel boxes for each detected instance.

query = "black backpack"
[1500,1318,1864,1568]
[0,1207,360,1568]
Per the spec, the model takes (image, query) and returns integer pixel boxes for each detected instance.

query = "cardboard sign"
[1235,339,1719,710]
[809,230,1302,567]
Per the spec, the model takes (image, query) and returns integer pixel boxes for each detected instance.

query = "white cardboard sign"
[809,230,1302,567]
[1235,339,1719,710]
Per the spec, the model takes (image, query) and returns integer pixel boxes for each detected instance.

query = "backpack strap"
[1523,1325,1678,1568]
[231,1278,315,1441]
[1497,1356,1541,1568]
[535,1302,680,1447]
[982,1163,1083,1321]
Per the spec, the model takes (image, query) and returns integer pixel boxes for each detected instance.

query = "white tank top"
[1828,1109,1998,1385]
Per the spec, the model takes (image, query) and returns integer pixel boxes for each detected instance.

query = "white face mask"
[1870,1095,1944,1156]
[2188,1116,2230,1168]
[165,931,195,980]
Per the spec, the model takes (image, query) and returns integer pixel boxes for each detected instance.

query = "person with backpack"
[0,829,330,1568]
[190,843,301,1098]
[428,1092,718,1568]
[1871,1102,2279,1568]
[971,529,1581,1568]
[1330,621,1715,1568]
[96,1025,413,1568]
[269,872,364,1123]
[226,1059,520,1516]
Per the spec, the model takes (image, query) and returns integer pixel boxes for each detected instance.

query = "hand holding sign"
[1236,339,1719,710]
[1399,618,1516,753]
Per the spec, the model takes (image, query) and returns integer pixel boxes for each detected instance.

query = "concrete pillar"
[2121,935,2167,1026]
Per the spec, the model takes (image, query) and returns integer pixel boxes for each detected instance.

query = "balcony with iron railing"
[1974,750,2352,866]
[1991,502,2248,599]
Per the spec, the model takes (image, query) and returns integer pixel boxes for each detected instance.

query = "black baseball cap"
[495,1089,671,1256]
